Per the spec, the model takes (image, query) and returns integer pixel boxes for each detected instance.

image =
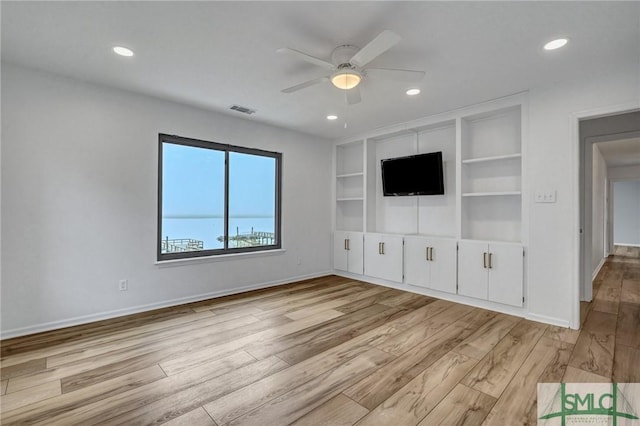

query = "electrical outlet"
[119,279,128,291]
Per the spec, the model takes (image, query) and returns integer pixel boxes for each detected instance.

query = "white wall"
[591,144,608,275]
[1,63,333,338]
[525,68,638,326]
[613,180,640,246]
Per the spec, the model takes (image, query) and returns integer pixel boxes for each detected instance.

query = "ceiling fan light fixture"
[331,70,362,90]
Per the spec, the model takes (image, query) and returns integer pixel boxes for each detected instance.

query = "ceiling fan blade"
[281,76,329,93]
[350,30,401,68]
[346,86,361,105]
[366,68,425,82]
[277,48,335,70]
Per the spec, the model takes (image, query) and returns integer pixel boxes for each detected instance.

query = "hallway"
[574,245,640,382]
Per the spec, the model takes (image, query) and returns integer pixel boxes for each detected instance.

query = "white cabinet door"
[364,233,403,283]
[404,236,430,288]
[333,231,363,275]
[333,231,349,272]
[429,238,458,294]
[347,232,364,275]
[457,240,489,300]
[488,242,523,307]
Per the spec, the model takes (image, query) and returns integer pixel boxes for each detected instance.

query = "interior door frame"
[571,102,640,329]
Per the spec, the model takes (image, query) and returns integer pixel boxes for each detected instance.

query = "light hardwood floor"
[1,246,638,425]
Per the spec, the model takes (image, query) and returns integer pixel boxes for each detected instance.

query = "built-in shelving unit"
[332,94,527,312]
[335,141,364,232]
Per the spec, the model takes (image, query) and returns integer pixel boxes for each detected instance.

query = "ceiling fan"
[277,30,425,104]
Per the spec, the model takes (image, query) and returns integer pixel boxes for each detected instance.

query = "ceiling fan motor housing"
[331,45,360,67]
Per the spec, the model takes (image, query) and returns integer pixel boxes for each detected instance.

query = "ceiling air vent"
[230,105,256,115]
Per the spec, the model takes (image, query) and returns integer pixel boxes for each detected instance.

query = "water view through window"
[159,135,280,259]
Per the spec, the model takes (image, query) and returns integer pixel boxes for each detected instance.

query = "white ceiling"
[2,1,639,140]
[597,137,640,168]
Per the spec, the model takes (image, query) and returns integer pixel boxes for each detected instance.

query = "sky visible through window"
[161,143,276,252]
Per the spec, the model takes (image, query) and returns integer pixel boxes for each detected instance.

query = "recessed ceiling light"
[543,38,568,51]
[327,115,338,120]
[406,88,421,96]
[113,46,134,57]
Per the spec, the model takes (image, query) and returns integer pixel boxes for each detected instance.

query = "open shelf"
[337,197,364,202]
[462,191,521,197]
[336,172,364,179]
[462,153,521,164]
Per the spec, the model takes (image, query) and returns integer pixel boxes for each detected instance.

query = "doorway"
[578,111,640,327]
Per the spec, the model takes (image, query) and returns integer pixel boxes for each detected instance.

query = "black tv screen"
[381,152,444,196]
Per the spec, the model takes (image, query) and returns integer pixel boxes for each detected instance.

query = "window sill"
[155,248,287,268]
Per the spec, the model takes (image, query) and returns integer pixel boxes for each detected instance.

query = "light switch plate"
[535,190,556,203]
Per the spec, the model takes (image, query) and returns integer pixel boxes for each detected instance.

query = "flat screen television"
[381,151,444,196]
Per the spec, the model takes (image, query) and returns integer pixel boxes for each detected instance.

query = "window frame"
[157,133,282,261]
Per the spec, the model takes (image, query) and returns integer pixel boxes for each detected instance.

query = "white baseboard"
[525,313,572,329]
[614,243,640,248]
[592,257,607,281]
[0,270,333,340]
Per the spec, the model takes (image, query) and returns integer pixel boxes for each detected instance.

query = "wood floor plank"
[37,355,288,425]
[162,407,216,426]
[592,283,621,315]
[204,343,374,425]
[345,309,492,411]
[290,394,369,426]
[45,308,262,369]
[0,365,167,425]
[1,379,7,395]
[245,304,392,360]
[354,351,477,426]
[543,325,580,344]
[562,366,611,383]
[159,308,344,376]
[284,286,389,321]
[621,279,640,304]
[613,344,640,382]
[0,309,218,369]
[97,357,289,426]
[417,384,496,426]
[568,310,617,377]
[0,379,61,412]
[1,306,198,358]
[253,286,364,319]
[224,348,394,426]
[0,357,47,381]
[481,337,572,426]
[379,292,435,309]
[9,314,288,395]
[374,303,475,356]
[334,289,403,314]
[275,306,409,365]
[452,313,520,360]
[461,320,547,398]
[617,302,640,349]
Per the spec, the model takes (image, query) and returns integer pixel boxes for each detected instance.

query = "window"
[158,134,281,261]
